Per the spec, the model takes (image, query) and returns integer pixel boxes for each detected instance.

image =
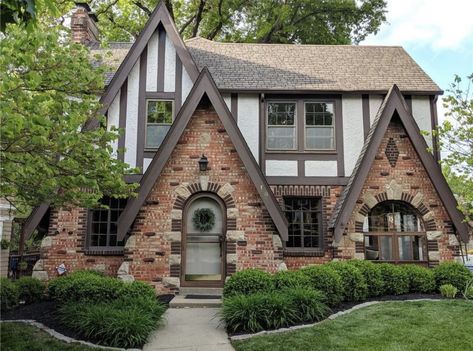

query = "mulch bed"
[1,294,174,347]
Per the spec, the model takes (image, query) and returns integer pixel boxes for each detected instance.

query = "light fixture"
[198,154,208,172]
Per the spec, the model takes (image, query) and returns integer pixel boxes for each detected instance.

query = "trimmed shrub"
[59,297,166,348]
[434,262,472,291]
[439,284,458,298]
[273,270,312,290]
[401,264,436,294]
[15,277,45,304]
[48,270,156,304]
[347,260,384,297]
[223,269,274,297]
[300,265,343,306]
[378,263,409,295]
[0,277,19,312]
[327,262,368,302]
[285,287,330,323]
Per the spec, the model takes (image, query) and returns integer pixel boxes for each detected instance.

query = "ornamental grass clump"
[59,296,166,348]
[221,288,328,334]
[327,262,368,302]
[439,284,458,299]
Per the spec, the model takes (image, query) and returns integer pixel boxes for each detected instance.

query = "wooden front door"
[181,193,226,287]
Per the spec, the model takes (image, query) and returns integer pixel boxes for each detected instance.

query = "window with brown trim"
[305,102,335,150]
[267,102,297,150]
[146,100,173,149]
[364,201,427,263]
[87,197,127,253]
[283,197,323,250]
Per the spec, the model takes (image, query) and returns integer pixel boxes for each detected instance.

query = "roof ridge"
[187,39,404,48]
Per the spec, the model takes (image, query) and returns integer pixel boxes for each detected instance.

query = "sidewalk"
[143,308,235,351]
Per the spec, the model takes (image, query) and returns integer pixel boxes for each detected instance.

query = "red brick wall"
[125,104,282,293]
[39,208,123,280]
[339,117,460,265]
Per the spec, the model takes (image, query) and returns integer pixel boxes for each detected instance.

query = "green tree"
[92,0,387,44]
[0,0,60,32]
[0,25,136,212]
[437,74,473,221]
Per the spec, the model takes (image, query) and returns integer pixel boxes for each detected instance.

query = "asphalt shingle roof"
[92,38,441,93]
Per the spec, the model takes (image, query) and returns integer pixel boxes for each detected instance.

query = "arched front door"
[182,193,226,287]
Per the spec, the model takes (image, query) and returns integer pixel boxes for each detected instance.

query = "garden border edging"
[0,320,141,351]
[229,298,444,341]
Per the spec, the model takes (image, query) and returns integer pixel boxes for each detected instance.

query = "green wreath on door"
[192,208,216,232]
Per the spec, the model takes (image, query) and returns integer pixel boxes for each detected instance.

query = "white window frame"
[266,100,298,151]
[145,99,174,150]
[304,101,336,151]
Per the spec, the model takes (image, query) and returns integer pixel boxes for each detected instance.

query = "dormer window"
[146,100,173,149]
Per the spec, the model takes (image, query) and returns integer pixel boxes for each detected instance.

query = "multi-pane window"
[88,197,127,250]
[146,100,173,149]
[283,197,322,249]
[305,102,335,150]
[364,201,427,262]
[267,102,297,150]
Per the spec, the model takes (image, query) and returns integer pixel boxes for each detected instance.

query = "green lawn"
[0,322,95,351]
[232,300,473,351]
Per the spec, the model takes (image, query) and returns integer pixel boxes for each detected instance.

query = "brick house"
[24,2,470,293]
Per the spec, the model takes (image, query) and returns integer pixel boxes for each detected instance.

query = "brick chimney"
[71,2,99,45]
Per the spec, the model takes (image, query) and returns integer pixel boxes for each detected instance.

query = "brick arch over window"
[348,181,445,266]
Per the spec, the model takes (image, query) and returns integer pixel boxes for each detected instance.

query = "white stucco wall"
[107,91,120,157]
[237,94,259,163]
[164,33,176,92]
[266,160,298,176]
[222,93,231,110]
[124,59,140,168]
[146,30,159,92]
[143,158,152,172]
[369,95,384,124]
[411,96,432,148]
[305,160,338,177]
[342,96,364,176]
[182,68,193,103]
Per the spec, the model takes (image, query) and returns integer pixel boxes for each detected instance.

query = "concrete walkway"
[143,308,235,351]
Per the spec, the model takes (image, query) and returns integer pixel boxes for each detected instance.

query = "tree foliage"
[437,74,473,221]
[92,0,387,44]
[0,0,61,32]
[0,25,136,211]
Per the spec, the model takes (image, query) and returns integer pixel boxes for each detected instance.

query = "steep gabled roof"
[99,0,199,111]
[22,203,50,240]
[330,85,469,243]
[117,68,288,241]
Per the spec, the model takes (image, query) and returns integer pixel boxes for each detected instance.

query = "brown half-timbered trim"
[430,95,440,162]
[136,47,148,170]
[219,89,444,96]
[404,95,412,112]
[330,85,469,243]
[175,55,182,112]
[362,94,370,139]
[231,93,238,121]
[145,92,175,99]
[118,80,128,162]
[117,68,288,241]
[96,0,199,117]
[267,176,349,186]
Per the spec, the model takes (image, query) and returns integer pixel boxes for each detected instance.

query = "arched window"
[364,201,427,263]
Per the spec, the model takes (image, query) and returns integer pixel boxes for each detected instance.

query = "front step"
[179,287,223,296]
[169,295,222,308]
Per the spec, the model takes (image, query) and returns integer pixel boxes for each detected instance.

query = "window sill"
[84,248,124,256]
[265,150,337,155]
[284,249,325,257]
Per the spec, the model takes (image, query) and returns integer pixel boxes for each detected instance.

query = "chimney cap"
[74,2,98,22]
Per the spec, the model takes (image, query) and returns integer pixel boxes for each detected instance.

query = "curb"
[230,298,444,341]
[0,320,141,351]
